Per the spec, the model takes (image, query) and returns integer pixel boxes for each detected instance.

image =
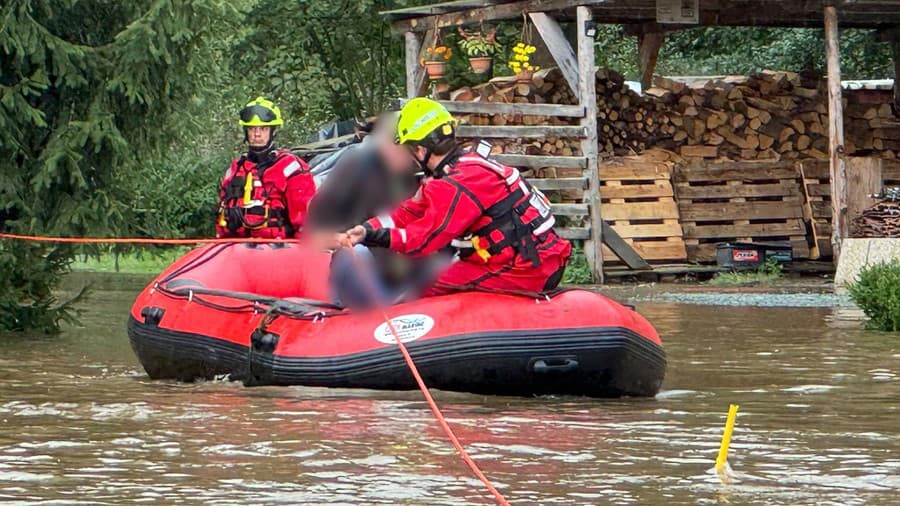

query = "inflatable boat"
[128,243,666,397]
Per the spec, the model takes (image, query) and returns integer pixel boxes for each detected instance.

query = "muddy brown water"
[1,276,898,505]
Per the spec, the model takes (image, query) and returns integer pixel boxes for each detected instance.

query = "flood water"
[1,276,898,505]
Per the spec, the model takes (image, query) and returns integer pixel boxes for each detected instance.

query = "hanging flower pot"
[458,26,500,75]
[424,60,447,80]
[468,56,493,74]
[423,44,452,81]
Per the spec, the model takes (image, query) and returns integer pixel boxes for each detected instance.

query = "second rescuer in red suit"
[216,96,315,239]
[344,98,571,295]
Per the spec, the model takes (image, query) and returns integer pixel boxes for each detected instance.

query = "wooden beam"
[551,203,589,216]
[577,5,604,283]
[825,5,848,262]
[638,31,664,91]
[437,101,585,117]
[529,12,580,93]
[601,221,652,270]
[391,0,609,32]
[493,154,586,168]
[526,177,588,191]
[404,31,427,98]
[456,125,586,138]
[556,227,591,241]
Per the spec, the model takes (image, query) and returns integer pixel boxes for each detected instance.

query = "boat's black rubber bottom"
[128,316,666,398]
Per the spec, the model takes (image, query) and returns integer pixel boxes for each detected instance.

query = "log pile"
[845,91,900,158]
[448,68,899,162]
[852,188,900,238]
[647,70,835,161]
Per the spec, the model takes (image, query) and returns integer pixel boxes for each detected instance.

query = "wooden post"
[577,6,602,283]
[638,32,664,91]
[404,31,427,98]
[825,5,848,262]
[893,40,900,112]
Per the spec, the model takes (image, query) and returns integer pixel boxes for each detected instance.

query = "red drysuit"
[364,152,572,295]
[216,150,315,239]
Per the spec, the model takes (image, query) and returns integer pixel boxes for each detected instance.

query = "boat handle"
[532,358,579,374]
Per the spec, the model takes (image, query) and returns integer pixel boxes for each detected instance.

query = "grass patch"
[71,247,189,274]
[848,261,900,332]
[708,259,784,286]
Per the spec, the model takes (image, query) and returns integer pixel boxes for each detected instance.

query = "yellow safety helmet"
[239,96,284,127]
[396,97,457,145]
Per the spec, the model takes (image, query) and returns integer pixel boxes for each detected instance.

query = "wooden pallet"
[599,156,687,262]
[676,160,810,263]
[798,159,833,259]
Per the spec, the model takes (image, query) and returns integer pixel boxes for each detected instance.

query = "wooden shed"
[383,0,900,281]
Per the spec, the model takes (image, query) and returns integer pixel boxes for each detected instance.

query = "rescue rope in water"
[0,232,301,245]
[339,237,511,506]
[1,231,511,504]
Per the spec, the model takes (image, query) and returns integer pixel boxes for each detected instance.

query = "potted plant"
[508,42,539,82]
[458,26,501,74]
[422,30,453,81]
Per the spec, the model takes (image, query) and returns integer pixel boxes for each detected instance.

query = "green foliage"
[563,246,594,285]
[1,0,236,332]
[709,259,784,286]
[593,26,893,81]
[848,261,900,332]
[458,32,501,58]
[233,0,412,142]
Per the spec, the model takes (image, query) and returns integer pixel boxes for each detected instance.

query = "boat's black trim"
[128,316,666,398]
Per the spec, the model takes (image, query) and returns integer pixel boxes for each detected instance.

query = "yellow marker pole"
[715,404,740,475]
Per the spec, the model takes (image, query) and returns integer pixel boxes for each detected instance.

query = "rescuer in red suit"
[216,97,315,239]
[343,98,571,295]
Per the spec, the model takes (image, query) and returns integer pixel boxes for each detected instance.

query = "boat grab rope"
[338,237,511,506]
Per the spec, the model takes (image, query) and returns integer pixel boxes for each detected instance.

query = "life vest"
[217,150,301,237]
[449,153,556,267]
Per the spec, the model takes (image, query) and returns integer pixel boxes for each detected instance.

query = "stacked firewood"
[647,70,834,160]
[845,95,900,158]
[852,188,900,238]
[447,67,898,160]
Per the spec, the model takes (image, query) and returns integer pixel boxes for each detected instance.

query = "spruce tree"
[0,0,234,332]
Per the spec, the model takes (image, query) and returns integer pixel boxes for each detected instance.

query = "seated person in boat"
[342,98,572,296]
[307,113,432,307]
[216,97,315,239]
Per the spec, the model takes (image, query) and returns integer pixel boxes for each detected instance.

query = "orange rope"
[339,236,510,505]
[0,232,300,245]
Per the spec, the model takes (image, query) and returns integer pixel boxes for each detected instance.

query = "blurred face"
[377,135,416,174]
[246,126,273,147]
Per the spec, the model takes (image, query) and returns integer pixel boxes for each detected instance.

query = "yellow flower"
[527,46,536,54]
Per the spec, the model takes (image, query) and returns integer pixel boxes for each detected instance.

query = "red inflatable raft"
[128,243,666,397]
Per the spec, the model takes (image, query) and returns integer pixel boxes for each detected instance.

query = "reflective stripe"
[506,168,520,186]
[376,214,395,229]
[398,229,408,243]
[451,238,473,248]
[225,167,233,180]
[282,160,301,177]
[533,216,555,236]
